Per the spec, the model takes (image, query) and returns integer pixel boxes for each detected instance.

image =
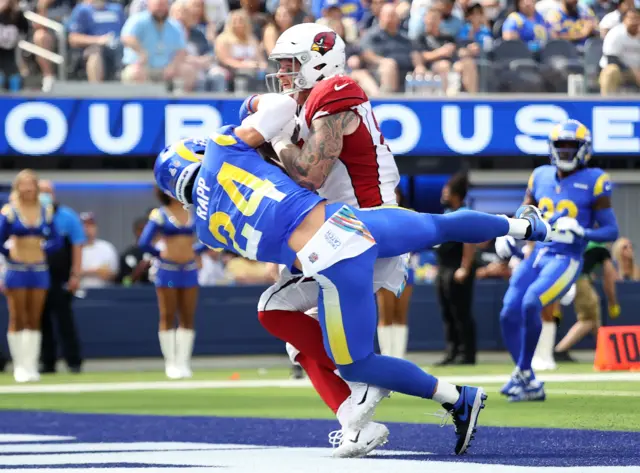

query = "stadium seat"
[490,40,544,92]
[583,37,604,93]
[540,39,585,75]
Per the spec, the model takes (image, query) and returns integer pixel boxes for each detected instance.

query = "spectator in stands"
[200,0,229,33]
[361,3,422,92]
[546,0,598,48]
[359,0,386,30]
[592,0,618,21]
[414,7,478,93]
[0,0,28,91]
[215,10,267,91]
[502,0,550,51]
[34,0,75,91]
[263,5,294,55]
[78,212,119,289]
[120,0,196,92]
[240,0,270,38]
[281,0,313,24]
[311,0,364,22]
[171,0,226,91]
[117,217,152,286]
[38,179,85,375]
[535,0,561,17]
[198,248,229,285]
[434,0,464,37]
[601,0,634,37]
[600,6,640,94]
[458,2,492,46]
[333,18,380,95]
[67,0,125,83]
[316,0,358,43]
[186,0,217,44]
[612,237,640,280]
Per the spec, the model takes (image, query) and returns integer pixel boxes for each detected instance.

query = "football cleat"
[500,368,525,396]
[507,372,546,403]
[515,205,552,242]
[448,386,487,455]
[345,383,391,430]
[329,422,389,458]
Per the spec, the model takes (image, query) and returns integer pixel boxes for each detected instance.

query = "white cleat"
[13,366,30,383]
[531,356,557,372]
[178,366,193,379]
[165,365,182,379]
[329,422,389,458]
[347,384,391,430]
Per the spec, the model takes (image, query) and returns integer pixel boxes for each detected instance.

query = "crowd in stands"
[0,0,637,93]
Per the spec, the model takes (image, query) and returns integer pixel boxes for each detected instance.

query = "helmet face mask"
[266,57,306,95]
[548,120,592,172]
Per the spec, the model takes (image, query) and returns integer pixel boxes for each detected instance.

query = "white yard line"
[0,372,638,394]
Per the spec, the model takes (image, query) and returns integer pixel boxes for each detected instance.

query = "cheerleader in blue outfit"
[138,188,205,379]
[0,170,61,383]
[376,188,415,359]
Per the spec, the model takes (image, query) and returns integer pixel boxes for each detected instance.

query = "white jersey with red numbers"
[295,74,400,208]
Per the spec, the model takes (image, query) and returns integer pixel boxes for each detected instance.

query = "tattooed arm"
[275,111,359,192]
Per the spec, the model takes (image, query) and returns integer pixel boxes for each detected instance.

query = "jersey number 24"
[209,162,286,260]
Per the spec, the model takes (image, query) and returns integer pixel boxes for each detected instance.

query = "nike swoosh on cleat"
[357,386,369,405]
[349,432,361,444]
[366,439,375,446]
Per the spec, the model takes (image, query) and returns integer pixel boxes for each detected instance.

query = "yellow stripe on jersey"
[527,172,535,192]
[539,258,581,307]
[593,173,611,197]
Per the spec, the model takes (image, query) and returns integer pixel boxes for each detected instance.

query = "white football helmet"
[266,23,346,95]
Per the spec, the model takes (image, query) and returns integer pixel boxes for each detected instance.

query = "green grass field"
[1,362,639,432]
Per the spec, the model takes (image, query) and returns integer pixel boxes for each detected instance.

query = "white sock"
[391,324,409,359]
[23,330,41,375]
[175,328,195,369]
[534,321,557,363]
[505,217,530,239]
[158,330,176,368]
[377,325,393,356]
[7,331,23,371]
[432,380,460,405]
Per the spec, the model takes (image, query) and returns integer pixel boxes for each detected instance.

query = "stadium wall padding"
[1,280,638,359]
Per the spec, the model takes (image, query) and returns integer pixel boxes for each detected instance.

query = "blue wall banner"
[1,97,638,157]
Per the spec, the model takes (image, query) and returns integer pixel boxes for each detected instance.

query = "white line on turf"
[0,372,638,394]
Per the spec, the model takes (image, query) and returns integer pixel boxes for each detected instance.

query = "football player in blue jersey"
[153,93,553,455]
[497,119,619,403]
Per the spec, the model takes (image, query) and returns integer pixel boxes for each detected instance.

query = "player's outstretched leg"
[316,249,487,455]
[350,204,551,259]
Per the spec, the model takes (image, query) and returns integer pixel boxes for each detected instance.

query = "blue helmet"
[549,119,592,172]
[154,138,207,205]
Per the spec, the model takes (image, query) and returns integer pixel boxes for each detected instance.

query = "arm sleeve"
[585,208,619,242]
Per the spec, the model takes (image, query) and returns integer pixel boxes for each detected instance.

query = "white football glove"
[270,116,297,156]
[552,217,585,244]
[495,235,518,260]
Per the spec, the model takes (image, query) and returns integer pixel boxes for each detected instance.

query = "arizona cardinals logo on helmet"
[311,32,336,56]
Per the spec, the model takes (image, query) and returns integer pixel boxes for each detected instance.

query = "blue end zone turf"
[0,411,638,468]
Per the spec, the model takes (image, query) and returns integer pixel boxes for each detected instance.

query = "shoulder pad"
[592,171,612,198]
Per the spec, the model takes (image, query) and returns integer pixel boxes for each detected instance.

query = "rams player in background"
[497,119,619,402]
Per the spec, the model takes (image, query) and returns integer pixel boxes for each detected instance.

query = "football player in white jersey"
[238,24,406,457]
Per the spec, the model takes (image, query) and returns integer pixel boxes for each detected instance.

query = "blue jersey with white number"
[192,125,324,267]
[527,164,612,257]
